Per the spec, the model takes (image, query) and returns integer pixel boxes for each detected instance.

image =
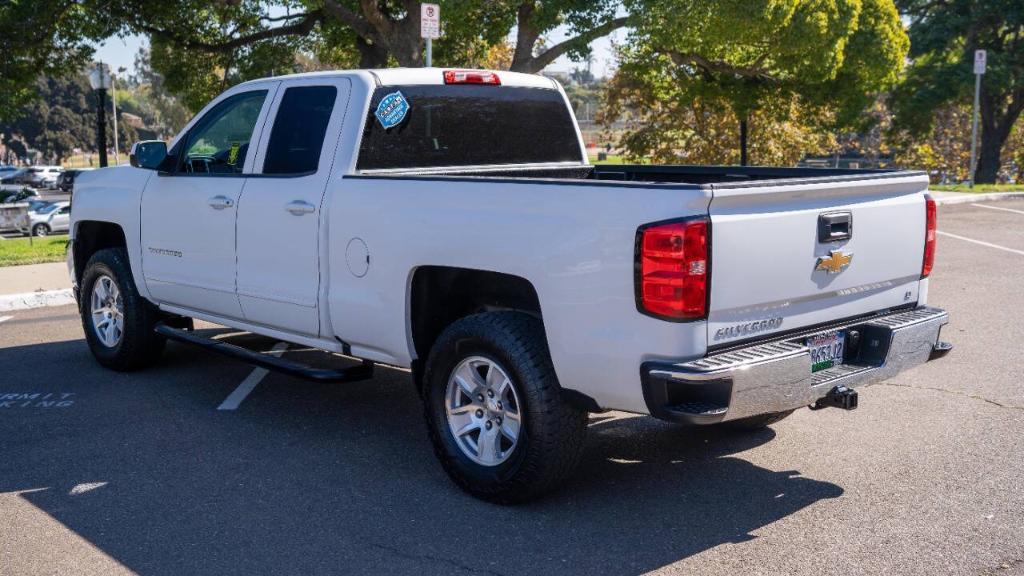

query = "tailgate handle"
[818,211,852,242]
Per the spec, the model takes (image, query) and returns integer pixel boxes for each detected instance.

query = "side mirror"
[129,140,168,170]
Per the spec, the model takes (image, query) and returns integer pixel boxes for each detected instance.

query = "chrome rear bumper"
[641,306,951,424]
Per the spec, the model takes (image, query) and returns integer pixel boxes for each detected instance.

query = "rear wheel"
[422,312,588,504]
[32,223,49,237]
[80,247,165,370]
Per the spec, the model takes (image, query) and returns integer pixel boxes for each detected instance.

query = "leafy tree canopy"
[0,75,137,163]
[0,0,112,115]
[609,0,907,163]
[620,0,907,125]
[892,0,1024,183]
[1,0,628,116]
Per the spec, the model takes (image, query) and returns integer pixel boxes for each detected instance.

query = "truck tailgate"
[706,173,930,346]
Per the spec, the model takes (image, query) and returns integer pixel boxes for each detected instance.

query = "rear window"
[356,85,582,171]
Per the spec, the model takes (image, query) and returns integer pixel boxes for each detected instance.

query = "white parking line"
[973,203,1024,216]
[0,316,12,324]
[937,231,1024,256]
[217,342,289,411]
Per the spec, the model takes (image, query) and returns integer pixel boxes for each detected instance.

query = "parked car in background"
[26,200,53,213]
[0,187,40,204]
[24,200,70,236]
[26,166,63,189]
[0,168,32,185]
[57,168,91,193]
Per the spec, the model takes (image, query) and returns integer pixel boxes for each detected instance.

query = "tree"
[612,0,908,164]
[0,0,111,116]
[127,48,192,137]
[893,103,973,183]
[114,0,624,106]
[1,1,627,118]
[893,0,1024,184]
[1008,121,1024,182]
[600,72,837,166]
[0,75,136,163]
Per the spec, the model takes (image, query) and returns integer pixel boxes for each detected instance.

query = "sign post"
[421,3,440,67]
[969,49,986,188]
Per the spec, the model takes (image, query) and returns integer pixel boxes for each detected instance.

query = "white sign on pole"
[421,3,440,39]
[974,49,987,74]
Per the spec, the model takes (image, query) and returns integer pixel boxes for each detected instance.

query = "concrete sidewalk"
[0,262,73,312]
[0,262,70,293]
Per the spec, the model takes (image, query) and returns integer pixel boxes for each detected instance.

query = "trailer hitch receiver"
[810,385,858,411]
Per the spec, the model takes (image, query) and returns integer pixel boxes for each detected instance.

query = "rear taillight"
[636,218,709,320]
[922,195,937,278]
[443,70,501,85]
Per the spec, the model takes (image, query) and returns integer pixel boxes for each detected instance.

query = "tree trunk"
[510,2,540,72]
[974,90,1023,184]
[389,33,423,67]
[739,118,748,166]
[974,131,1004,184]
[356,36,389,68]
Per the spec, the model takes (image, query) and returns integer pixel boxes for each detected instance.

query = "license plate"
[808,332,845,372]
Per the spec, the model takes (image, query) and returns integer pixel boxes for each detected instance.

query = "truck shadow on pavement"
[0,336,844,576]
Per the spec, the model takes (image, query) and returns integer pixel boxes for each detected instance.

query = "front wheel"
[80,247,166,371]
[422,312,588,504]
[32,223,49,237]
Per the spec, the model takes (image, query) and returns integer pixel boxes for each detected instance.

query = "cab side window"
[262,86,338,175]
[180,90,268,175]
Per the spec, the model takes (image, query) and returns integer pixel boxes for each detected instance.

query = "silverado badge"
[816,250,853,274]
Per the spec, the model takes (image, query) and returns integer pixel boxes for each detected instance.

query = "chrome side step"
[154,324,374,383]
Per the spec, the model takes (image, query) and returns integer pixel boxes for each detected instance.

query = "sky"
[93,24,624,79]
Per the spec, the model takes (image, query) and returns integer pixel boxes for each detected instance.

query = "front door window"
[180,90,268,174]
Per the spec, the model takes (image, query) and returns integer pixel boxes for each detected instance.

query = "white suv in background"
[26,166,63,189]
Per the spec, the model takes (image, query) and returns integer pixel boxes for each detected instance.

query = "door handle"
[208,195,234,210]
[818,211,852,242]
[285,200,316,216]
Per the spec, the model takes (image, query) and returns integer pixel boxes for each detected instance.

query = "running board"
[154,324,374,383]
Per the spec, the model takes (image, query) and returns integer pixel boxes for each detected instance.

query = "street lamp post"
[88,62,112,168]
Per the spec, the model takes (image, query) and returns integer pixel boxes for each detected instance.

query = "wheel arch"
[408,266,543,363]
[406,265,603,413]
[72,220,129,285]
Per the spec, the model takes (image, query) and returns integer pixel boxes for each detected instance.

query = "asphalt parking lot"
[1,200,1023,576]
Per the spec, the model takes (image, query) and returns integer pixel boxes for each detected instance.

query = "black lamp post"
[88,62,112,168]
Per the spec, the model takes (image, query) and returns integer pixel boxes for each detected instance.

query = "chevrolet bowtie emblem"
[816,250,853,274]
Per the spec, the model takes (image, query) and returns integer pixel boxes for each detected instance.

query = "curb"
[933,192,1024,205]
[0,289,75,312]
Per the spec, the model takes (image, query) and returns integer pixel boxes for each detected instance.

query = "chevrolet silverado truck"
[68,68,952,503]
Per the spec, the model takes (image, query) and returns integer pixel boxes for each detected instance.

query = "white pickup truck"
[68,68,951,503]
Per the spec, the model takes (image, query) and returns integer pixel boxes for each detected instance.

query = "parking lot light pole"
[88,62,112,168]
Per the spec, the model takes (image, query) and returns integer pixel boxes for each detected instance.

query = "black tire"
[80,247,165,371]
[422,312,589,504]
[32,223,49,237]
[720,409,795,431]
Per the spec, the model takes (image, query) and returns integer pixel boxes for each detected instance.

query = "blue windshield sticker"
[374,91,410,129]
